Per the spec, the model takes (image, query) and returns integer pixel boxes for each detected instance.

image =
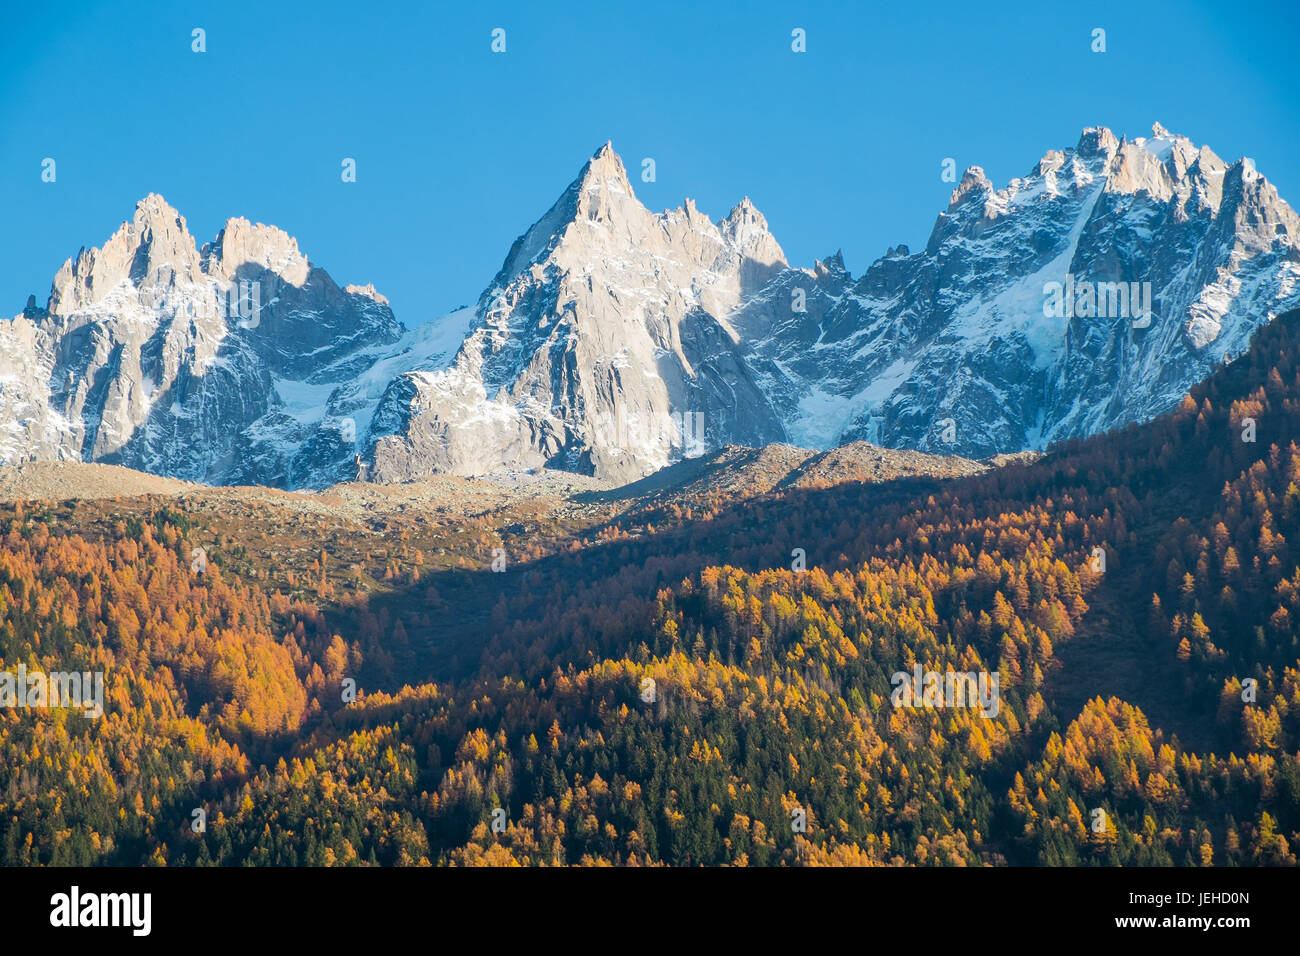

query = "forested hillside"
[4,312,1300,866]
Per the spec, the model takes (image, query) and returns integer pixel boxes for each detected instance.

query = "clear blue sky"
[2,0,1297,326]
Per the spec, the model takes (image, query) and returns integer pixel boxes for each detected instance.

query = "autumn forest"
[4,313,1300,867]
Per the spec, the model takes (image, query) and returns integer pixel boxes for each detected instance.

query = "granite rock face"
[3,126,1298,486]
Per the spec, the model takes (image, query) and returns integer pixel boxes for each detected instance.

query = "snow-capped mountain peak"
[370,142,789,484]
[3,127,1298,486]
[736,123,1300,458]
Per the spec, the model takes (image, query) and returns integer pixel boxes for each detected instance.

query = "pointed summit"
[487,143,645,289]
[1076,126,1119,157]
[132,193,186,232]
[21,293,46,320]
[202,215,310,286]
[577,140,629,184]
[572,141,635,219]
[948,166,993,209]
[721,196,771,242]
[815,250,847,277]
[720,196,787,289]
[49,193,201,314]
